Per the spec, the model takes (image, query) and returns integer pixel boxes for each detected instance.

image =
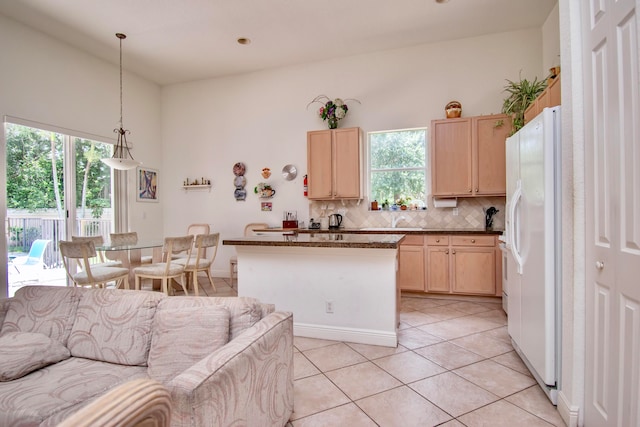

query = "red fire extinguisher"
[303,175,308,197]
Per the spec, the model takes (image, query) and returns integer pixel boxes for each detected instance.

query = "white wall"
[0,14,163,296]
[0,14,163,242]
[543,3,562,77]
[162,28,545,276]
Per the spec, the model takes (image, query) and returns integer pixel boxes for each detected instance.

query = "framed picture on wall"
[136,167,159,202]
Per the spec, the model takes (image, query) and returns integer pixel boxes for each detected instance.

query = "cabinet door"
[451,247,496,295]
[431,118,472,196]
[398,245,425,291]
[333,128,361,198]
[473,115,511,196]
[426,247,450,292]
[548,74,561,107]
[307,130,333,199]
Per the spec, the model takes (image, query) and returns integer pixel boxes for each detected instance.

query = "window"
[368,127,427,208]
[4,120,117,293]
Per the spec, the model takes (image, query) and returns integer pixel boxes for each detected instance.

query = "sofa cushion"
[0,332,71,381]
[147,305,230,383]
[158,296,263,340]
[67,289,165,366]
[0,357,148,427]
[0,286,84,345]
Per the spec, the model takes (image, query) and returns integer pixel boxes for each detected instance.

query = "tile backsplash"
[309,197,505,230]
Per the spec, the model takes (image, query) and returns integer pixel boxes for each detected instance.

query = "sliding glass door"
[4,120,115,295]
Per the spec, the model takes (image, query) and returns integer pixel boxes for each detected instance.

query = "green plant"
[501,74,547,133]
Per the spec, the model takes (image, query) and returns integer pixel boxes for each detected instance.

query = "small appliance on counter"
[308,218,321,229]
[328,213,343,229]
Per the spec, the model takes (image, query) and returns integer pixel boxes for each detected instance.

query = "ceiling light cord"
[101,33,141,170]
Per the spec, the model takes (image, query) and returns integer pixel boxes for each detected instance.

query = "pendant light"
[101,33,141,170]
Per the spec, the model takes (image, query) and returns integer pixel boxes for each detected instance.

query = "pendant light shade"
[102,33,141,170]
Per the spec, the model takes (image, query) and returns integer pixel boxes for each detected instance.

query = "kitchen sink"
[360,227,423,231]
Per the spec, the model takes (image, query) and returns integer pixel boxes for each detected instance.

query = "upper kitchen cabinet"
[524,72,561,125]
[307,127,362,200]
[431,113,511,197]
[431,117,472,196]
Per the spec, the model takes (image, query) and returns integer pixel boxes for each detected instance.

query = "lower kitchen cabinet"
[425,235,450,293]
[398,235,425,291]
[399,233,502,296]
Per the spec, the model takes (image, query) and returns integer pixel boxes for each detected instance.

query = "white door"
[584,0,640,425]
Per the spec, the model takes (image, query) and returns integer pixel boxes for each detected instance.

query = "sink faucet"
[391,214,406,228]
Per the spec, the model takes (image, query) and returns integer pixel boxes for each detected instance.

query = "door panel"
[584,0,640,425]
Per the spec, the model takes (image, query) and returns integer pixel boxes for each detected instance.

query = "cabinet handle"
[452,249,456,254]
[468,189,472,193]
[475,188,478,192]
[471,239,476,243]
[445,249,449,254]
[436,239,440,243]
[596,261,605,270]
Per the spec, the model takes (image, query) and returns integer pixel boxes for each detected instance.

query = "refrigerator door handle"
[509,180,524,274]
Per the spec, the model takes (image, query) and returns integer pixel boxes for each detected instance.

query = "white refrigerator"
[505,106,562,404]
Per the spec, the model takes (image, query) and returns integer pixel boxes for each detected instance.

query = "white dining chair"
[108,232,153,264]
[174,233,219,295]
[59,240,130,289]
[71,235,122,269]
[133,235,194,295]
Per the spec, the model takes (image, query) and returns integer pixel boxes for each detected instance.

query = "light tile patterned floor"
[12,275,564,426]
[286,295,566,427]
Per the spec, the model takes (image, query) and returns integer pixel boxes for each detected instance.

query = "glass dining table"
[97,240,164,289]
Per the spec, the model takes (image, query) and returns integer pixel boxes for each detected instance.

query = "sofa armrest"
[166,311,294,427]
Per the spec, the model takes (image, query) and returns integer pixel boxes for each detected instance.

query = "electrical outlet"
[452,208,459,216]
[325,301,334,313]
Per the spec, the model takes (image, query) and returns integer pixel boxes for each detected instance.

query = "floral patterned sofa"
[0,286,294,426]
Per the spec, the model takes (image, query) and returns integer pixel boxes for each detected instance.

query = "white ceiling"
[0,0,557,86]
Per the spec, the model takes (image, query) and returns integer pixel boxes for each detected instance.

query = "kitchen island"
[223,232,404,347]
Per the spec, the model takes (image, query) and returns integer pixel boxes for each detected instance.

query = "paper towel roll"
[433,198,458,208]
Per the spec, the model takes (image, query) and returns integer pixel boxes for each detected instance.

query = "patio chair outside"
[9,239,50,283]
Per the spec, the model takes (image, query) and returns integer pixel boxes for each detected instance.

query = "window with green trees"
[368,128,427,208]
[5,123,113,216]
[5,122,115,252]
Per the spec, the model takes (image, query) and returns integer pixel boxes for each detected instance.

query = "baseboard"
[294,323,397,348]
[557,391,580,427]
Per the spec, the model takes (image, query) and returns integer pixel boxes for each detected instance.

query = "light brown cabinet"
[398,235,425,291]
[307,127,362,200]
[524,73,561,125]
[449,236,497,295]
[431,114,511,197]
[426,236,450,293]
[398,233,502,297]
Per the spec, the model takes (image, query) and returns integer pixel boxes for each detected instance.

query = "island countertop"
[253,228,503,235]
[222,232,405,249]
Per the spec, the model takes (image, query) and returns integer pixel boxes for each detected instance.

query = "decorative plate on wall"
[282,164,297,181]
[233,162,246,176]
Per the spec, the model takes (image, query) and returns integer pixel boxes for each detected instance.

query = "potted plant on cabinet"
[501,74,547,133]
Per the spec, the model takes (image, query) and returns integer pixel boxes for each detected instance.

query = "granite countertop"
[257,228,503,235]
[222,232,405,249]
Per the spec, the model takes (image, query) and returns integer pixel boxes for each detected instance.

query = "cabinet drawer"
[401,235,425,246]
[426,235,449,246]
[451,235,495,246]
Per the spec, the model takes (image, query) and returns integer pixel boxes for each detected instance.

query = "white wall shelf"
[182,185,212,192]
